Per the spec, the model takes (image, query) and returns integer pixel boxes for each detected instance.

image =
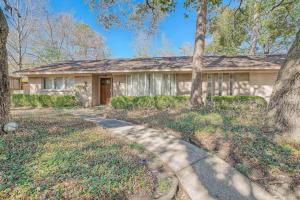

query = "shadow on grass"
[106,107,299,199]
[0,111,153,199]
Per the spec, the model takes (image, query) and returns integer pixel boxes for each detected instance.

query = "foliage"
[111,96,189,110]
[107,103,300,192]
[111,95,266,110]
[207,0,300,55]
[206,7,247,55]
[0,110,154,199]
[11,94,78,108]
[209,95,267,109]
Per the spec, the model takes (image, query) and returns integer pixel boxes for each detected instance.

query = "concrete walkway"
[77,114,278,200]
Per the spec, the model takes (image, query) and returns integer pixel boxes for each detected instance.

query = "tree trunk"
[190,0,207,106]
[267,28,300,141]
[0,8,9,133]
[249,10,259,55]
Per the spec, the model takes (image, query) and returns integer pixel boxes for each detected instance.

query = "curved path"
[76,113,278,200]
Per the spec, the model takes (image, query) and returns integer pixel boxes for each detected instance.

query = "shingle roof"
[15,55,285,75]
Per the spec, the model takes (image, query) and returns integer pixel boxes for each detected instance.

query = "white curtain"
[126,73,176,96]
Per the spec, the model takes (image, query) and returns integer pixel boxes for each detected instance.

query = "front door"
[100,78,112,105]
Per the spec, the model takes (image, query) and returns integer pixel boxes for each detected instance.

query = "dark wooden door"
[100,78,112,105]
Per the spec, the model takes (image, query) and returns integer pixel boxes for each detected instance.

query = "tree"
[207,0,300,55]
[132,31,154,58]
[179,42,193,56]
[32,12,110,64]
[0,6,9,133]
[236,0,299,55]
[157,33,176,57]
[267,28,300,142]
[72,23,109,60]
[86,0,221,106]
[206,7,247,56]
[6,0,42,72]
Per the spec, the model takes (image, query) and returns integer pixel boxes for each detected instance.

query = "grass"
[0,109,155,199]
[106,105,300,194]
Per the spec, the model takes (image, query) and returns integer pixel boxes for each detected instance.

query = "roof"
[15,55,285,75]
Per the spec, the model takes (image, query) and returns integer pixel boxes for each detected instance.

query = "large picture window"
[43,77,75,90]
[126,73,176,96]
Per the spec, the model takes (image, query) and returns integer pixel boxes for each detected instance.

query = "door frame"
[99,76,113,105]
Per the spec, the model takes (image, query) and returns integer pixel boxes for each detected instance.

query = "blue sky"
[50,0,198,58]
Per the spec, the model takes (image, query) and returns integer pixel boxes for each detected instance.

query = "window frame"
[43,77,75,90]
[126,73,176,96]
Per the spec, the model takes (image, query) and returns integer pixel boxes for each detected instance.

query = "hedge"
[11,94,79,108]
[111,95,267,110]
[111,96,189,109]
[208,96,267,110]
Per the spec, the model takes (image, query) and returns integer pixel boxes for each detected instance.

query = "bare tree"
[72,23,110,60]
[132,31,153,58]
[7,0,43,71]
[157,33,176,57]
[32,12,109,64]
[179,42,193,56]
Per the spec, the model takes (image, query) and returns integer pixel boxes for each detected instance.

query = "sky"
[50,0,198,58]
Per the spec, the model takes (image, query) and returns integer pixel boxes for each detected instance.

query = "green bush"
[111,95,267,110]
[11,94,78,108]
[111,96,189,110]
[208,96,267,110]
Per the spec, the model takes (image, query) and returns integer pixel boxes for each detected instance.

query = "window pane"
[170,74,176,95]
[207,74,212,98]
[162,74,176,96]
[153,73,162,95]
[44,77,53,89]
[230,74,234,95]
[138,73,147,96]
[218,74,223,96]
[55,77,64,89]
[65,77,75,89]
[132,74,139,96]
[162,74,170,95]
[127,75,132,96]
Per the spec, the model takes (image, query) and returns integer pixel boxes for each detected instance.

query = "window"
[207,73,212,98]
[44,77,53,89]
[43,77,75,90]
[54,77,64,89]
[229,74,234,95]
[218,73,223,96]
[65,77,75,89]
[126,73,176,96]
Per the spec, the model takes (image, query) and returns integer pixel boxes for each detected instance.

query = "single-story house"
[14,55,285,107]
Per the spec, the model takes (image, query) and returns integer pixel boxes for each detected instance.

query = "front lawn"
[0,109,155,199]
[106,105,300,197]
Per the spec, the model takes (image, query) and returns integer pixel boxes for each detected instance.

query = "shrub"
[11,94,78,108]
[111,95,267,110]
[208,96,267,110]
[111,96,189,110]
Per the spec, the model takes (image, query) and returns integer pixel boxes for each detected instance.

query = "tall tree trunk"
[190,0,207,106]
[250,10,259,55]
[267,28,300,141]
[0,8,10,133]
